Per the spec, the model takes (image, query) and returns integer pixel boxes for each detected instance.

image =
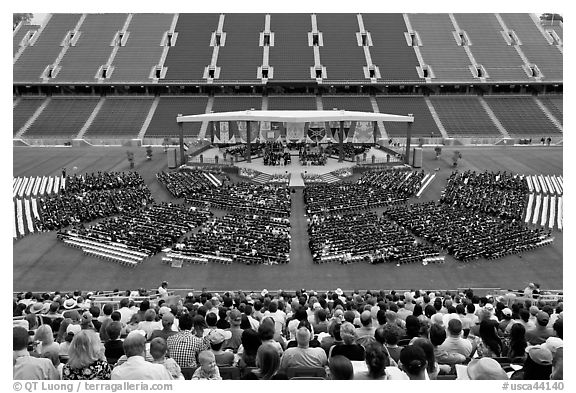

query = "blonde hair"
[35,324,54,345]
[67,330,105,370]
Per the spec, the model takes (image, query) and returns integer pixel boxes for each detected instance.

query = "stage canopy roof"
[177,110,414,123]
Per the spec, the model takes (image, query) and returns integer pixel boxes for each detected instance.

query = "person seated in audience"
[399,345,428,380]
[167,314,210,369]
[321,321,342,357]
[258,318,284,356]
[225,309,243,352]
[511,345,553,380]
[328,355,354,380]
[13,326,59,380]
[456,357,508,380]
[312,308,329,334]
[150,337,184,380]
[104,322,124,365]
[111,332,172,380]
[472,319,503,358]
[208,329,234,366]
[62,330,111,380]
[412,338,442,379]
[377,325,402,364]
[429,323,466,367]
[286,320,320,349]
[249,343,287,380]
[354,342,391,380]
[137,309,162,340]
[192,350,221,380]
[280,327,328,371]
[237,328,261,369]
[503,323,527,361]
[356,310,376,339]
[525,311,554,345]
[439,318,474,358]
[41,347,63,379]
[149,313,178,342]
[33,324,59,356]
[329,321,365,361]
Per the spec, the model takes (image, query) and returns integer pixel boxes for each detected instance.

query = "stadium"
[13,12,563,381]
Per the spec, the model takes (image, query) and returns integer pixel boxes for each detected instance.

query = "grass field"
[13,145,563,293]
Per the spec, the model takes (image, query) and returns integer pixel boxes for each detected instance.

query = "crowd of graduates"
[174,213,291,265]
[383,202,552,262]
[440,170,529,221]
[57,203,213,256]
[304,170,425,215]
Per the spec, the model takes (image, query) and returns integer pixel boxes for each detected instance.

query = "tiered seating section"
[408,13,474,81]
[316,14,367,81]
[24,97,99,138]
[453,14,528,82]
[163,14,220,81]
[13,24,40,56]
[13,14,82,82]
[538,96,562,125]
[54,14,128,83]
[267,96,317,110]
[212,96,263,112]
[483,96,561,136]
[13,97,44,136]
[500,14,562,81]
[361,14,423,82]
[145,96,208,137]
[268,14,314,81]
[217,14,264,82]
[429,96,501,137]
[375,96,439,138]
[321,96,372,112]
[110,13,173,82]
[84,97,153,138]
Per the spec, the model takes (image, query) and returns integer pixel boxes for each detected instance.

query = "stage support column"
[373,121,377,145]
[339,120,344,162]
[247,121,252,163]
[178,114,185,166]
[405,114,413,165]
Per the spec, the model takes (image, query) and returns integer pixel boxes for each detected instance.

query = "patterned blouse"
[62,359,112,380]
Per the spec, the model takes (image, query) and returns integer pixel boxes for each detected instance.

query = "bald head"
[162,313,175,329]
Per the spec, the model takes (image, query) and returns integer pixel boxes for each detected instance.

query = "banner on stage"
[220,122,230,143]
[237,121,247,142]
[286,122,305,141]
[353,121,373,143]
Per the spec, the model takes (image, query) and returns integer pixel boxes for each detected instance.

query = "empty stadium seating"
[217,14,264,82]
[13,24,40,56]
[54,14,128,83]
[321,96,372,112]
[316,14,367,82]
[429,96,501,137]
[361,14,423,82]
[13,14,82,82]
[408,14,475,81]
[268,14,315,81]
[109,13,174,83]
[267,96,317,110]
[144,96,208,137]
[500,14,562,81]
[483,96,561,136]
[375,96,439,137]
[13,97,45,135]
[23,97,99,138]
[538,96,562,125]
[212,95,263,112]
[163,14,220,81]
[83,97,154,138]
[453,14,529,82]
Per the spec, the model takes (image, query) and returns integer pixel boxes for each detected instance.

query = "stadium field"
[13,145,562,293]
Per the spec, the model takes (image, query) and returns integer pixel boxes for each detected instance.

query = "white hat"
[66,324,81,335]
[335,288,343,296]
[261,289,269,297]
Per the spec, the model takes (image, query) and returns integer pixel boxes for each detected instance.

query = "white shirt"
[111,356,173,380]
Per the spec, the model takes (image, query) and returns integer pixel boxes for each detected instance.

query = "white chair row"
[65,235,148,259]
[83,248,139,268]
[64,239,144,264]
[417,173,435,198]
[16,199,25,237]
[13,175,65,199]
